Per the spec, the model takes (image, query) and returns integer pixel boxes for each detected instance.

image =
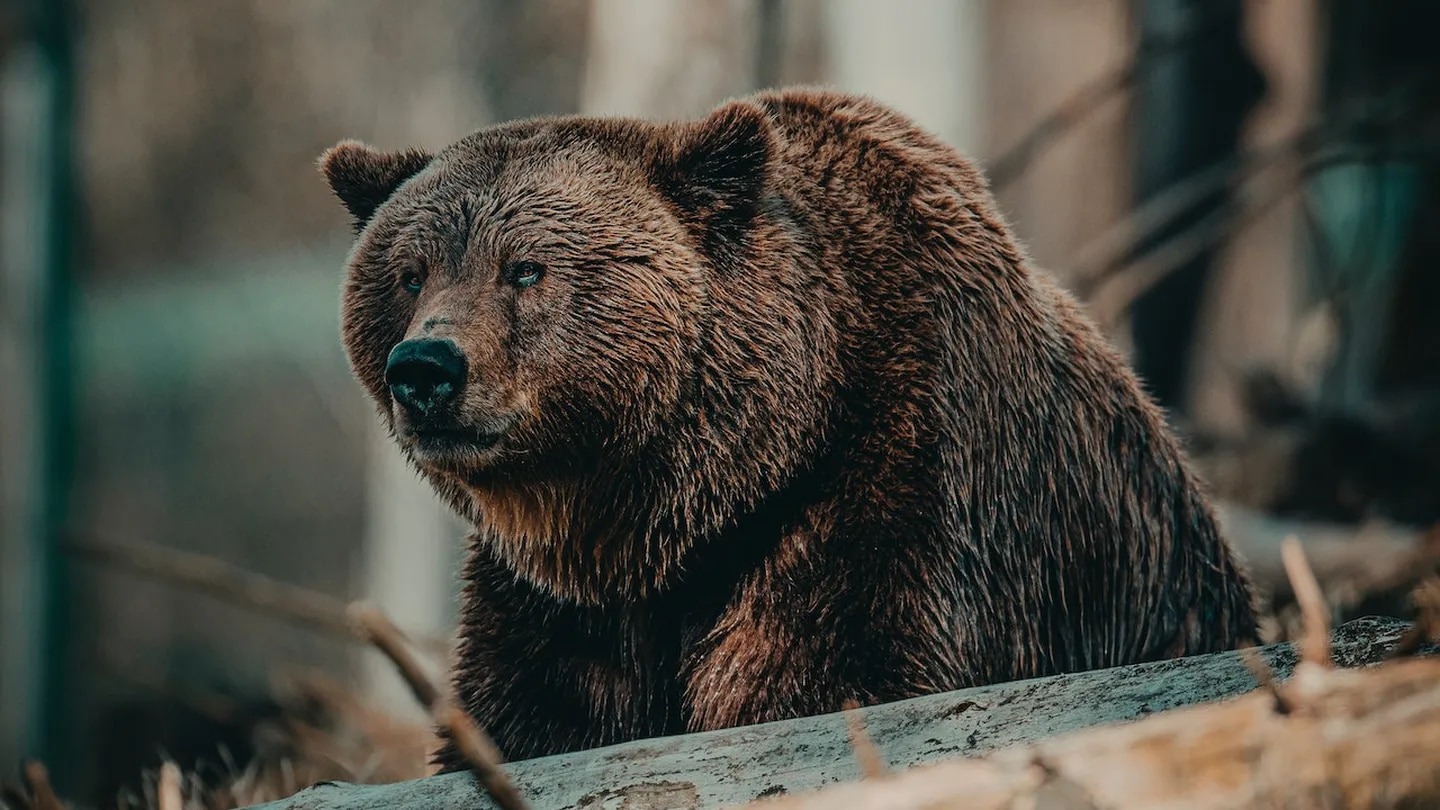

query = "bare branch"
[1237,644,1293,715]
[21,762,62,810]
[157,762,182,810]
[435,705,529,810]
[1066,80,1429,323]
[346,603,444,710]
[842,699,887,779]
[1390,575,1440,660]
[347,603,530,810]
[69,534,450,656]
[1081,150,1305,329]
[1281,537,1332,669]
[986,3,1244,190]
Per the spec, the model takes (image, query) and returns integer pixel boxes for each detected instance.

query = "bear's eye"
[399,269,424,294]
[505,261,545,290]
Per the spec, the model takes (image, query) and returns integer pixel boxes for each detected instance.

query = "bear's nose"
[385,338,467,417]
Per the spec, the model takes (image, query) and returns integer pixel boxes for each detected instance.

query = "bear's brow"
[383,192,487,271]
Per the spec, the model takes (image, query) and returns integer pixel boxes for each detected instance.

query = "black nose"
[385,338,467,417]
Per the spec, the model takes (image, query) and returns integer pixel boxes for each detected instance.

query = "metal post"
[0,0,76,787]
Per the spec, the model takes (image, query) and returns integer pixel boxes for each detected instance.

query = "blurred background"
[1,0,1437,806]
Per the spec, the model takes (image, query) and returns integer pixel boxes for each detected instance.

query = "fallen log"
[1216,502,1439,607]
[243,616,1431,810]
[748,653,1440,809]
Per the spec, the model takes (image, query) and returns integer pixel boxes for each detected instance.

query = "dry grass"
[105,671,435,810]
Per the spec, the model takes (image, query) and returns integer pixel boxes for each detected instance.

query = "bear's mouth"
[414,427,504,450]
[404,419,514,468]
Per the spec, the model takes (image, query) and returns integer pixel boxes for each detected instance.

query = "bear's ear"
[318,140,433,232]
[652,100,774,247]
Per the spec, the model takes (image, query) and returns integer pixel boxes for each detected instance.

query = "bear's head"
[319,100,832,602]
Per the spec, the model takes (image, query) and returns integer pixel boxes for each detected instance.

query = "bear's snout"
[385,337,467,418]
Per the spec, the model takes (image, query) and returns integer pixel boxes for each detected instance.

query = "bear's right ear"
[317,140,433,232]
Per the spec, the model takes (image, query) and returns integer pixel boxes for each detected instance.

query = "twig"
[68,534,450,655]
[1085,158,1302,329]
[73,534,352,634]
[346,603,530,810]
[1066,80,1427,322]
[1389,576,1440,660]
[985,2,1244,190]
[1067,135,1300,296]
[435,705,521,803]
[347,603,443,708]
[157,762,182,810]
[1281,537,1332,669]
[21,762,62,810]
[842,699,887,779]
[1237,644,1293,715]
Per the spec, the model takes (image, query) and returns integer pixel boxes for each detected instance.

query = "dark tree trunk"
[1128,0,1263,413]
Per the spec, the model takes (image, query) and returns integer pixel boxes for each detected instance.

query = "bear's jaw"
[401,420,513,474]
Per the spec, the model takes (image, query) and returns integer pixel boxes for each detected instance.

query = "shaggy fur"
[318,87,1258,768]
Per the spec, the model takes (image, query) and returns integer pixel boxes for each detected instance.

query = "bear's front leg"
[433,543,683,771]
[679,534,969,733]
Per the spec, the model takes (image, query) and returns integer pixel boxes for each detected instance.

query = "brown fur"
[318,87,1258,768]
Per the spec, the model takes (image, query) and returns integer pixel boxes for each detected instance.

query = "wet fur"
[319,87,1259,768]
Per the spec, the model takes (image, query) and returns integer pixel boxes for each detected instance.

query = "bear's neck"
[448,463,696,605]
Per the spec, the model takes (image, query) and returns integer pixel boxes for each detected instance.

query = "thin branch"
[986,2,1245,190]
[842,699,887,779]
[347,603,444,709]
[435,705,524,807]
[1389,575,1440,660]
[1066,80,1429,322]
[157,762,182,810]
[68,534,450,655]
[1067,135,1302,296]
[1237,644,1293,715]
[72,534,352,635]
[1086,158,1302,329]
[347,604,530,810]
[1281,537,1332,669]
[21,762,62,810]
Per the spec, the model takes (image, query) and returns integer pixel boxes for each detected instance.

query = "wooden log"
[749,650,1440,809]
[242,616,1430,810]
[1216,502,1438,603]
[1216,503,1440,644]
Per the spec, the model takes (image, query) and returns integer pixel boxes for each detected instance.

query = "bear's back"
[735,87,1258,680]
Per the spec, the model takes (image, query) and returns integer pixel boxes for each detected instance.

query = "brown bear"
[318,86,1258,769]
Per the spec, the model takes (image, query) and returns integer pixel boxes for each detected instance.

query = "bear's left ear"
[318,140,433,232]
[652,100,775,247]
